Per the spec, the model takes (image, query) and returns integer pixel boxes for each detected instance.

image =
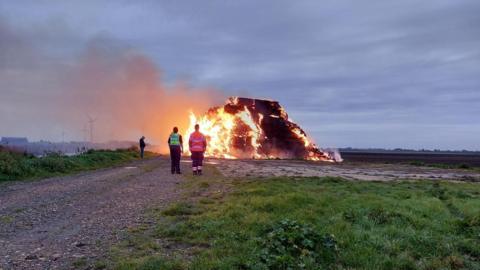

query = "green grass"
[0,148,152,181]
[112,176,480,270]
[115,257,185,270]
[162,202,202,216]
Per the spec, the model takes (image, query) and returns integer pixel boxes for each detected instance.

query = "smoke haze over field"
[0,18,222,152]
[1,1,480,150]
[63,41,221,150]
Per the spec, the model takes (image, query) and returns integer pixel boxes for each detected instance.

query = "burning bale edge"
[186,97,342,162]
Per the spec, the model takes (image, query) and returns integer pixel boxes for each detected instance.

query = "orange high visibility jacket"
[189,131,207,152]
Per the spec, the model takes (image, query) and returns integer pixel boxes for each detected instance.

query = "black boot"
[198,170,202,176]
[193,171,197,175]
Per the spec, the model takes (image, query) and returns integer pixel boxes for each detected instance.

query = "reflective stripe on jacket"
[189,131,206,152]
[169,133,181,146]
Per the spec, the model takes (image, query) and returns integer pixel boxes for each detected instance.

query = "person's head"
[173,127,178,133]
[141,136,145,139]
[194,124,200,131]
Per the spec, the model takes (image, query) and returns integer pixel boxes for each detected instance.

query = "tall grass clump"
[0,147,145,181]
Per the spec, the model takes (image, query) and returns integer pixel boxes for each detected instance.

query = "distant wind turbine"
[86,114,98,143]
[81,124,89,142]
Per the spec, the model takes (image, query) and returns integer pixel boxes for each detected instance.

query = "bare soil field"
[340,151,480,167]
[216,159,480,182]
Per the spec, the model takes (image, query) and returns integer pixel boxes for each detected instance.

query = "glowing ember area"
[186,97,342,162]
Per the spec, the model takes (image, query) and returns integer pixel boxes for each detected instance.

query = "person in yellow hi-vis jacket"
[167,127,183,174]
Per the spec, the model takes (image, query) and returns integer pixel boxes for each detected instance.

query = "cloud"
[1,0,479,150]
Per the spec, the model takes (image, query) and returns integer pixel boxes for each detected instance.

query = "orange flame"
[186,107,235,159]
[186,106,262,159]
[185,97,339,162]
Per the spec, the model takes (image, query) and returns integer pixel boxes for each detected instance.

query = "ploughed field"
[215,157,480,182]
[340,151,480,168]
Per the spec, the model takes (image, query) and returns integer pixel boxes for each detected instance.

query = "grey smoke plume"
[0,18,223,152]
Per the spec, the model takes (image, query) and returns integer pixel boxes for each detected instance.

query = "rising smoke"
[0,18,223,153]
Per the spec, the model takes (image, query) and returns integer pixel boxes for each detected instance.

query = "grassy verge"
[109,173,480,270]
[0,148,154,181]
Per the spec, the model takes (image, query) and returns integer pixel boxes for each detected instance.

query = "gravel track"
[0,157,184,269]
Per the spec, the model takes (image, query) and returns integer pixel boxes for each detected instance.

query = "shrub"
[254,219,338,269]
[0,151,23,176]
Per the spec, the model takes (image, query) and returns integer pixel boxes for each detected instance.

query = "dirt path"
[0,157,185,270]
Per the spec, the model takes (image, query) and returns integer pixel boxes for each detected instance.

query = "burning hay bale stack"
[187,97,341,162]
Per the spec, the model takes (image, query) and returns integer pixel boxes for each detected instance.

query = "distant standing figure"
[168,127,183,174]
[189,124,207,176]
[139,136,146,159]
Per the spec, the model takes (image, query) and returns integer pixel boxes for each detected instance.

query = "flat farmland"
[340,151,480,167]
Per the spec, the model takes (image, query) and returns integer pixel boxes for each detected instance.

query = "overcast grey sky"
[1,1,479,150]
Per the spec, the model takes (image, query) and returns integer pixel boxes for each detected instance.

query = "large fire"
[185,97,342,162]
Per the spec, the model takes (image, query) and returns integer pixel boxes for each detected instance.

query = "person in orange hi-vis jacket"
[188,124,207,176]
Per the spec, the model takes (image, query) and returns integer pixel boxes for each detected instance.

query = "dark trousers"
[191,151,204,170]
[140,147,145,159]
[169,145,181,173]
